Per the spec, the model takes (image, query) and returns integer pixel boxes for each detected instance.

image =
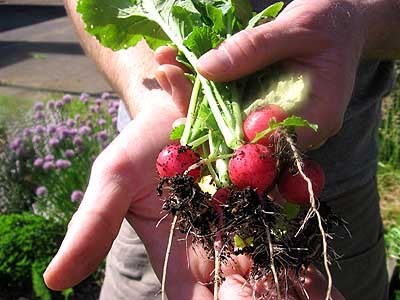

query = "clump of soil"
[157,174,345,284]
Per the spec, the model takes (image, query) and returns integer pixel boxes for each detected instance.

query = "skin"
[44,0,400,298]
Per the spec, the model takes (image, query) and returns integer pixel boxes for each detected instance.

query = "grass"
[378,163,400,228]
[0,95,32,124]
[378,63,400,228]
[378,62,400,298]
[0,94,62,126]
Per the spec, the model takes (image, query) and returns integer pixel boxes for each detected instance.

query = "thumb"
[197,19,315,82]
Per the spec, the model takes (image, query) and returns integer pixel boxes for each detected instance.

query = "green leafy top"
[77,0,171,50]
[252,116,318,144]
[77,0,258,53]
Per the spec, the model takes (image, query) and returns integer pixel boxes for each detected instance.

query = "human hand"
[195,0,365,150]
[153,45,345,300]
[43,51,343,300]
[43,84,218,298]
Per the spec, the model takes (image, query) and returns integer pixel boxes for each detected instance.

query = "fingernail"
[197,49,232,76]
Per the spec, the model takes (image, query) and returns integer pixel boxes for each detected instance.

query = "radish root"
[161,215,178,300]
[284,132,332,300]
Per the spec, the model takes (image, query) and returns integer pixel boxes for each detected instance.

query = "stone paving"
[0,2,110,100]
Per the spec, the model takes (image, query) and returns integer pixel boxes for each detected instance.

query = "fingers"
[43,108,173,290]
[43,137,135,290]
[155,46,180,67]
[44,149,131,290]
[221,255,252,277]
[219,274,255,299]
[295,266,345,300]
[196,19,321,82]
[155,64,192,114]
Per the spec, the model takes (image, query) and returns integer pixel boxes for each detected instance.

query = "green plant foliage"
[0,213,64,290]
[379,63,400,168]
[32,260,52,300]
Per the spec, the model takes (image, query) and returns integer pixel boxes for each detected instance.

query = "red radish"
[156,144,201,179]
[228,144,277,191]
[278,160,325,205]
[210,188,229,217]
[243,104,287,147]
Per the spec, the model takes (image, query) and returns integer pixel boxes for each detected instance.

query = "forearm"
[357,0,400,59]
[64,0,162,117]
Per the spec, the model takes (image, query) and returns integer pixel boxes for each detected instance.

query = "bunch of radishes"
[156,102,333,299]
[157,104,325,207]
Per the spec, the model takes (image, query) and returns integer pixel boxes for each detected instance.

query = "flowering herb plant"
[1,92,119,224]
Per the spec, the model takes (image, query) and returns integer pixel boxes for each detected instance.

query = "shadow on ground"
[0,5,66,32]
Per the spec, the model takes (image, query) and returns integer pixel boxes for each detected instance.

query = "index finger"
[44,129,137,290]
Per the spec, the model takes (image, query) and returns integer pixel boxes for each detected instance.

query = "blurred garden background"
[0,1,399,300]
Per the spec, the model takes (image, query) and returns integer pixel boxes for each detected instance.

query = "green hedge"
[0,213,64,291]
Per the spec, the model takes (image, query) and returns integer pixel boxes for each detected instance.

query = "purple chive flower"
[73,136,83,146]
[97,130,108,142]
[67,128,78,136]
[108,107,117,116]
[85,120,92,127]
[89,105,100,113]
[112,117,117,125]
[32,135,41,144]
[47,124,57,134]
[43,161,55,171]
[56,125,69,139]
[70,190,84,202]
[34,102,44,111]
[49,138,60,147]
[98,118,106,126]
[101,92,110,100]
[35,186,48,197]
[95,98,102,106]
[33,158,44,167]
[66,119,76,127]
[44,154,55,161]
[75,114,81,121]
[64,149,75,158]
[23,128,32,137]
[47,100,55,109]
[56,159,71,169]
[78,126,91,135]
[63,94,72,103]
[111,100,119,109]
[34,111,45,120]
[35,125,45,134]
[10,138,22,150]
[55,100,64,109]
[79,93,89,103]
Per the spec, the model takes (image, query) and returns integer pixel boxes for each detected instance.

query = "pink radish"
[278,159,325,205]
[243,104,287,147]
[210,188,229,217]
[228,144,277,191]
[156,144,201,179]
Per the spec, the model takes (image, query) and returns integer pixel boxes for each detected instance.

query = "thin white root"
[265,226,281,300]
[214,248,221,300]
[162,215,178,300]
[285,133,332,300]
[213,216,224,300]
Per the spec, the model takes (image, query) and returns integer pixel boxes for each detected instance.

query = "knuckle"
[91,146,130,182]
